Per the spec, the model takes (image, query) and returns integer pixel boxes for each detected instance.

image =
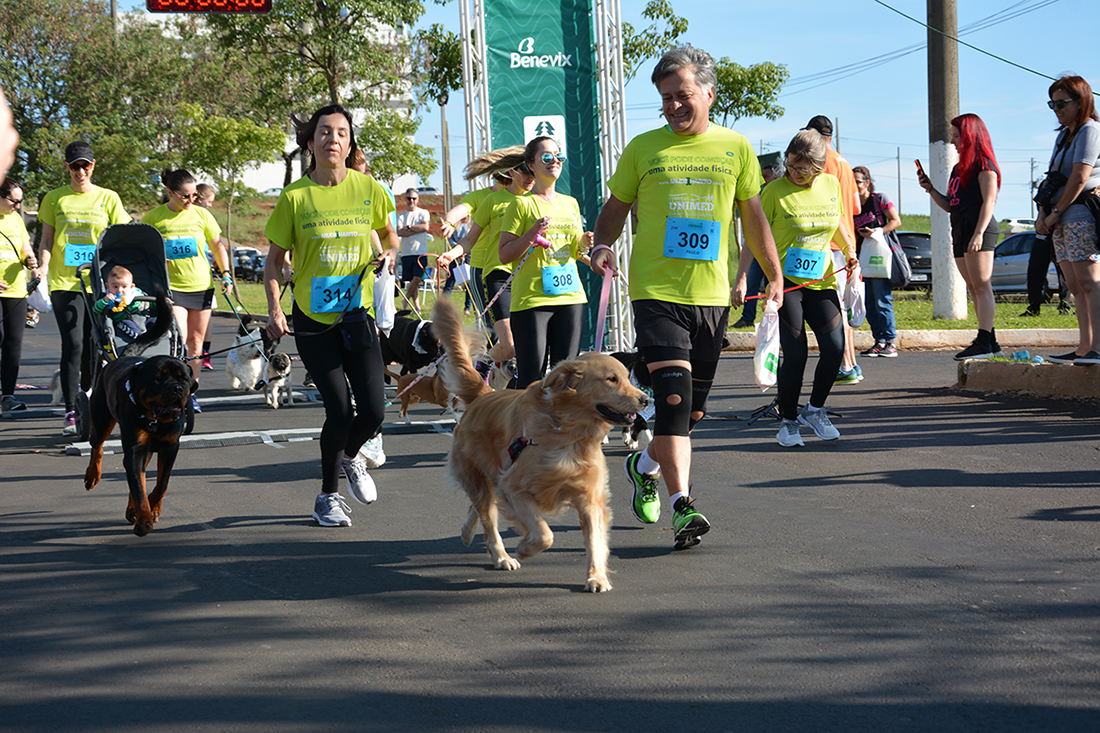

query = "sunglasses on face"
[4,195,22,206]
[786,164,815,176]
[68,162,92,172]
[1048,98,1077,110]
[540,153,566,165]
[854,177,868,184]
[174,191,199,203]
[515,163,533,175]
[406,197,418,201]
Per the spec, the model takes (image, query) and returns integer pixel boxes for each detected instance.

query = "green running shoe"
[624,452,661,524]
[672,496,710,550]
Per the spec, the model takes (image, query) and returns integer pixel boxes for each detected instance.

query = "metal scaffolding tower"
[459,0,633,350]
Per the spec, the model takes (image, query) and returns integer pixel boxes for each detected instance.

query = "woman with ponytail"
[141,168,233,412]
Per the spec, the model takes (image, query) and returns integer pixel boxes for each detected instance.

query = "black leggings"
[50,290,94,411]
[293,303,387,493]
[777,283,844,420]
[510,304,584,388]
[0,296,27,396]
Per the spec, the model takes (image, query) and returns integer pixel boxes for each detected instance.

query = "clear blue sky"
[414,0,1098,218]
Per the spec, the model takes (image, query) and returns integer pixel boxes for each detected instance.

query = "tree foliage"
[177,104,286,243]
[417,23,463,105]
[206,0,435,184]
[0,0,275,208]
[621,0,688,84]
[712,59,789,127]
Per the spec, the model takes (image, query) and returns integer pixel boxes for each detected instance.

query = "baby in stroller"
[92,265,155,342]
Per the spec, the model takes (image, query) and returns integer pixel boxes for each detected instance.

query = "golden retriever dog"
[433,298,648,592]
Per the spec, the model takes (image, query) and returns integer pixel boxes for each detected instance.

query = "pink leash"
[593,269,613,352]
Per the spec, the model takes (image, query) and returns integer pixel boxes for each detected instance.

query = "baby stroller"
[75,222,193,441]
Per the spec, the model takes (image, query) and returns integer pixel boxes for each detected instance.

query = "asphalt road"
[2,311,1098,733]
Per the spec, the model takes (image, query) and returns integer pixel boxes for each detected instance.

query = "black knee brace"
[651,365,693,436]
[688,360,718,430]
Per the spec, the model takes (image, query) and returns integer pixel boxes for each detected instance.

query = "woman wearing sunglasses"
[34,141,131,435]
[0,178,34,412]
[918,113,1002,360]
[499,136,592,388]
[1035,76,1100,365]
[141,168,234,412]
[753,130,856,447]
[437,146,535,367]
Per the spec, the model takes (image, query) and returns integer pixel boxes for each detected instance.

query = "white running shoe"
[342,454,377,504]
[312,493,352,526]
[776,419,804,447]
[798,405,840,441]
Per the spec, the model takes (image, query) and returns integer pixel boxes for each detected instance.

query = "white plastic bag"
[373,265,397,336]
[753,300,780,391]
[844,267,866,328]
[858,228,892,280]
[27,277,51,312]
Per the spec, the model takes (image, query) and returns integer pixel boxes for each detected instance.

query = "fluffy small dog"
[262,352,292,409]
[226,319,264,391]
[434,298,647,593]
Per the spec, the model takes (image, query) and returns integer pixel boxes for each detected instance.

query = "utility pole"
[897,147,902,214]
[928,0,965,319]
[1030,158,1037,219]
[439,93,453,214]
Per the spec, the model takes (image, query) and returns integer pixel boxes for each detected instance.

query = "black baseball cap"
[803,115,833,136]
[65,141,94,164]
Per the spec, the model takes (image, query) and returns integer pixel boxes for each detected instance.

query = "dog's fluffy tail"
[432,298,492,405]
[120,289,173,358]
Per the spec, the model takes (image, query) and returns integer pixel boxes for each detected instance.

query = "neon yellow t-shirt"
[470,188,523,275]
[0,212,29,299]
[264,171,394,324]
[606,124,762,306]
[457,187,493,219]
[500,193,586,312]
[141,204,222,293]
[760,173,843,291]
[38,185,130,292]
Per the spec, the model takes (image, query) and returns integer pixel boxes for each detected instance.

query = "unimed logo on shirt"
[318,243,359,263]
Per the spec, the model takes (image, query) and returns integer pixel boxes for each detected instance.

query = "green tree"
[621,0,688,84]
[207,0,435,184]
[178,104,286,244]
[712,59,789,127]
[417,22,463,105]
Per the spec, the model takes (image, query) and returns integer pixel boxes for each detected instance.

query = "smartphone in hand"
[914,159,926,178]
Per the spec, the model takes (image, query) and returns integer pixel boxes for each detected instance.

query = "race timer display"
[147,0,272,12]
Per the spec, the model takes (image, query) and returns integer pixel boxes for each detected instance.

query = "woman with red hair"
[918,113,1002,360]
[1036,75,1100,365]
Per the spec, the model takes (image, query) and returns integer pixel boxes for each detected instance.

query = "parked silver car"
[991,231,1058,293]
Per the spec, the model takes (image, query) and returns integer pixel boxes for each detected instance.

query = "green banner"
[484,0,603,347]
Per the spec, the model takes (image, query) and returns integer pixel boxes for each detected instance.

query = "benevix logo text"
[511,37,572,69]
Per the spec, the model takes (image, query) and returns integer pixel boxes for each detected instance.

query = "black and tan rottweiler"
[83,292,198,536]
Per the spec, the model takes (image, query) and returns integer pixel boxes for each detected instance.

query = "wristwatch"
[1051,205,1061,214]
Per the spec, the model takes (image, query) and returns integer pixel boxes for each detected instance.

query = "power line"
[873,0,1096,94]
[781,0,1061,97]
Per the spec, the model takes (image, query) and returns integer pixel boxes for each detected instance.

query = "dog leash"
[593,269,613,353]
[383,350,449,407]
[742,271,849,300]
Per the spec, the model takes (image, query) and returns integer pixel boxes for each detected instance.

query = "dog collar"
[411,320,432,355]
[507,437,533,463]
